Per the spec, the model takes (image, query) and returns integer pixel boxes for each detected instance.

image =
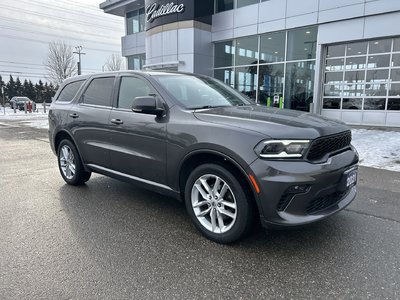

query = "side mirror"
[132,96,165,118]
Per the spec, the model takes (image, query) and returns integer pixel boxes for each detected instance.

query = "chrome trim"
[87,164,173,191]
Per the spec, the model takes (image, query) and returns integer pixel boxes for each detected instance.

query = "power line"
[1,16,120,40]
[0,4,123,32]
[0,34,120,53]
[17,0,122,24]
[0,61,101,72]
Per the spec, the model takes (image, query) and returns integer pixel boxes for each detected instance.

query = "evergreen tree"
[15,77,23,96]
[43,82,56,102]
[5,75,16,100]
[0,75,4,100]
[35,80,45,103]
[23,79,36,101]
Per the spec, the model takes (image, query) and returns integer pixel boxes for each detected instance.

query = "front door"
[108,75,167,185]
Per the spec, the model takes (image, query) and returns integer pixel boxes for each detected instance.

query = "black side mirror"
[132,96,165,118]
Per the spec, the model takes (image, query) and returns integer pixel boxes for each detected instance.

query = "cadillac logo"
[146,2,185,23]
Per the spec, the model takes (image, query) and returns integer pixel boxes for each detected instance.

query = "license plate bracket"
[338,168,358,192]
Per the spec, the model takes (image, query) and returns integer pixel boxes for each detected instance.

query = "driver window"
[118,77,155,109]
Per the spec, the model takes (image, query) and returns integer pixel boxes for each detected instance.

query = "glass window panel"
[325,72,343,84]
[234,66,258,99]
[345,56,366,70]
[390,69,400,82]
[127,10,141,34]
[325,58,345,71]
[367,55,390,68]
[215,0,234,13]
[323,98,341,109]
[127,53,145,70]
[394,38,400,52]
[324,84,342,96]
[388,98,400,110]
[57,80,85,102]
[214,68,234,87]
[83,77,114,106]
[344,71,365,83]
[342,98,362,110]
[389,83,400,96]
[235,36,259,66]
[326,45,345,58]
[139,8,145,32]
[364,98,386,110]
[368,39,392,54]
[365,83,387,96]
[118,77,155,109]
[343,84,364,96]
[346,42,367,56]
[237,0,259,8]
[284,61,315,111]
[214,41,234,68]
[258,64,284,106]
[392,54,400,67]
[367,69,389,82]
[260,32,285,63]
[287,27,317,61]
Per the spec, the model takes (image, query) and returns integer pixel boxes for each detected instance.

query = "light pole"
[73,46,86,75]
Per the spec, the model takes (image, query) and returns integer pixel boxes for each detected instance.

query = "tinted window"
[118,77,155,109]
[82,77,114,106]
[57,80,85,102]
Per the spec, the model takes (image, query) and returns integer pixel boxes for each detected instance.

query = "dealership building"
[100,0,400,127]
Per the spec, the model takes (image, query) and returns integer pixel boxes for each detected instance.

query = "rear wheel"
[185,163,253,244]
[57,139,91,185]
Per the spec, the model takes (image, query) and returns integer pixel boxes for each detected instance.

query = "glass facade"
[214,26,317,111]
[126,8,145,35]
[323,37,400,111]
[215,0,273,12]
[127,53,145,70]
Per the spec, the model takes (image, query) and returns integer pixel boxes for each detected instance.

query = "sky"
[0,0,125,83]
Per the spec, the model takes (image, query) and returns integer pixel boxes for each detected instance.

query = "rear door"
[108,75,167,184]
[69,76,116,169]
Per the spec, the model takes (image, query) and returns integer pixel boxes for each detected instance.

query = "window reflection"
[364,98,386,110]
[285,61,315,111]
[214,41,235,68]
[260,32,285,63]
[323,98,341,109]
[235,36,259,66]
[214,68,234,88]
[287,27,317,61]
[126,8,145,35]
[342,98,362,109]
[234,66,258,99]
[258,64,284,106]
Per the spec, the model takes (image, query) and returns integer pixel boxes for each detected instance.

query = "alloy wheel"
[59,145,76,180]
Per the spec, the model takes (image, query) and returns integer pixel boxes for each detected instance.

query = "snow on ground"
[1,106,399,172]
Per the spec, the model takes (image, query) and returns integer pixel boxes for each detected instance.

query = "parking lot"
[0,121,399,299]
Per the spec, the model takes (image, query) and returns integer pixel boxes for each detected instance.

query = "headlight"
[254,140,310,158]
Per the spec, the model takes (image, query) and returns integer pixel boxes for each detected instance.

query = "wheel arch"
[178,150,261,216]
[54,130,89,172]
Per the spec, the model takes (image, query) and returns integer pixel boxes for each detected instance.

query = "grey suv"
[49,71,358,243]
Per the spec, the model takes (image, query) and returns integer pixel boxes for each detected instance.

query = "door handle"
[110,118,124,125]
[69,113,79,118]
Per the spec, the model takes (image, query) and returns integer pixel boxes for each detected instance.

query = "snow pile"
[1,107,399,172]
[352,129,400,172]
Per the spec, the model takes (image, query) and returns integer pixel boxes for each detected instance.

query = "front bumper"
[249,148,358,228]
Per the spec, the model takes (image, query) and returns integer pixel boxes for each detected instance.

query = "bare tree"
[104,53,123,71]
[44,41,77,85]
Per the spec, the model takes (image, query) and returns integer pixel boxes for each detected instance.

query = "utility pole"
[73,46,86,75]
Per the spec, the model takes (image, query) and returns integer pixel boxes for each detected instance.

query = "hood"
[193,105,349,140]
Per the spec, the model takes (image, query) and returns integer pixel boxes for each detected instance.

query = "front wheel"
[57,139,91,185]
[185,163,253,244]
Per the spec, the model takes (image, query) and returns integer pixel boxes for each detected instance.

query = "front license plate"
[345,169,357,189]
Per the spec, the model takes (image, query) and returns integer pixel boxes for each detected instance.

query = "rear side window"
[57,80,85,102]
[82,77,114,106]
[118,77,156,109]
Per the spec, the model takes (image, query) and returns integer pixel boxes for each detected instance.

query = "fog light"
[286,184,310,194]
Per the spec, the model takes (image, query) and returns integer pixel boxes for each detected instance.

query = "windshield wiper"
[191,105,228,110]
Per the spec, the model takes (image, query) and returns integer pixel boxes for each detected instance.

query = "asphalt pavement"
[0,121,399,299]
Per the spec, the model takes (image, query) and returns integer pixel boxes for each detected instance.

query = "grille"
[306,131,352,161]
[306,191,347,214]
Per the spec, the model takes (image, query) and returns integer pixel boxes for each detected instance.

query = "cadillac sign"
[146,2,185,23]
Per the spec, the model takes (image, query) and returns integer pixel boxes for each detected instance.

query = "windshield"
[153,74,253,109]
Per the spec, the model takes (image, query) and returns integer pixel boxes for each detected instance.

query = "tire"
[184,163,253,244]
[57,139,91,185]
